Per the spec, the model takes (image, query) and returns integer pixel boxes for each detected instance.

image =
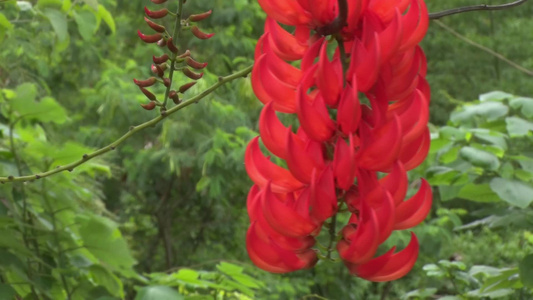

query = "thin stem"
[8,114,41,299]
[326,214,337,259]
[162,0,185,108]
[41,179,71,299]
[429,0,529,19]
[317,0,348,36]
[0,65,253,183]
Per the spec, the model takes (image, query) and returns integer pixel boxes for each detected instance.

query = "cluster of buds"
[134,0,214,110]
[245,0,433,281]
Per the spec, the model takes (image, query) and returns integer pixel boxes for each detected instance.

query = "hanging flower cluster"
[134,0,213,110]
[245,0,433,282]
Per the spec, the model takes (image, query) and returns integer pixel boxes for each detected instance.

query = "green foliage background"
[0,0,532,299]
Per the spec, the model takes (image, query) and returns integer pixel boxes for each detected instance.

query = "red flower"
[245,0,433,281]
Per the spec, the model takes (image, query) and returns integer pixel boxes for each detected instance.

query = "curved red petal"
[380,161,408,205]
[399,0,429,52]
[338,202,380,264]
[333,136,356,190]
[259,102,290,160]
[257,0,311,26]
[310,166,337,223]
[265,17,308,61]
[354,232,419,282]
[286,131,326,183]
[317,41,343,106]
[244,137,304,193]
[262,184,318,237]
[357,115,402,172]
[394,179,432,230]
[337,79,361,136]
[297,88,336,142]
[399,127,430,170]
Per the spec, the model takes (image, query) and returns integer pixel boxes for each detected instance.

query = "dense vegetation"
[0,0,532,299]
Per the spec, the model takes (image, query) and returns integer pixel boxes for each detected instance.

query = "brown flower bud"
[177,50,191,58]
[163,78,171,87]
[186,57,207,69]
[167,37,179,53]
[182,68,203,80]
[139,87,156,101]
[150,0,167,4]
[179,82,197,93]
[191,26,214,39]
[157,38,166,47]
[153,54,169,64]
[144,17,166,33]
[138,30,163,43]
[189,10,213,22]
[144,7,169,19]
[134,77,157,87]
[151,64,165,77]
[169,90,180,104]
[141,101,157,110]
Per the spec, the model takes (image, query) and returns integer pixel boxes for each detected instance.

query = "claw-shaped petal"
[337,79,362,136]
[310,166,337,223]
[259,102,290,160]
[338,202,380,264]
[257,0,311,26]
[265,17,309,60]
[245,137,304,193]
[351,232,419,281]
[394,179,432,230]
[286,131,326,183]
[317,41,343,106]
[246,222,317,273]
[357,115,402,172]
[262,183,318,237]
[297,88,335,142]
[333,136,356,190]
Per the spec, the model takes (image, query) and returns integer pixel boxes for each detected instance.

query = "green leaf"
[73,10,97,41]
[0,284,16,300]
[505,116,533,137]
[135,286,184,300]
[509,97,533,118]
[519,254,533,288]
[425,166,461,186]
[439,145,460,164]
[470,129,508,150]
[459,147,500,170]
[0,13,13,30]
[77,215,137,276]
[490,178,533,208]
[43,9,69,42]
[97,5,115,33]
[458,183,501,203]
[451,102,509,124]
[89,265,124,298]
[11,83,67,124]
[82,0,99,10]
[479,91,513,102]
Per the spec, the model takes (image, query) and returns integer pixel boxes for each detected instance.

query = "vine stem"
[429,0,529,19]
[162,0,185,109]
[0,65,253,183]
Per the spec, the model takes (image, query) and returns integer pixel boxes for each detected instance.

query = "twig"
[429,0,529,19]
[316,0,348,36]
[162,0,185,109]
[434,20,533,77]
[0,65,254,183]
